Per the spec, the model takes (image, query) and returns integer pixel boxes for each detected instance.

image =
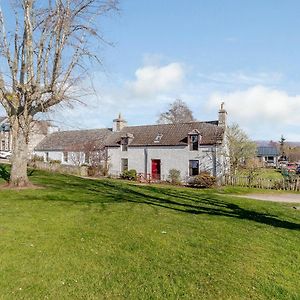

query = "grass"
[0,170,299,299]
[237,167,284,180]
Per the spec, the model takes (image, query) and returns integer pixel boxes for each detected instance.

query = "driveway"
[235,193,300,203]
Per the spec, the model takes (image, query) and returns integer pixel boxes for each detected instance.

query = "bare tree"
[157,99,195,124]
[0,0,119,187]
[225,123,257,175]
[285,146,300,162]
[66,140,110,176]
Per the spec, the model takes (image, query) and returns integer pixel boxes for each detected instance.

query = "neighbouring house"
[34,128,112,165]
[256,146,280,167]
[34,106,228,182]
[255,140,300,165]
[0,116,56,157]
[0,117,10,152]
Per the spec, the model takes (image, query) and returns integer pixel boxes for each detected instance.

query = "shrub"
[121,169,137,181]
[30,155,44,162]
[273,180,284,190]
[0,165,35,183]
[98,163,110,176]
[168,169,181,185]
[0,165,10,182]
[189,171,216,188]
[49,159,61,164]
[87,166,99,177]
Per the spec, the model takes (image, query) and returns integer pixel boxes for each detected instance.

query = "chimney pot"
[113,113,127,132]
[218,102,227,128]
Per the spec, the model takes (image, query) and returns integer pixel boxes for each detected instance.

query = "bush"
[49,159,61,164]
[0,165,10,182]
[0,165,35,183]
[30,155,44,162]
[168,169,181,185]
[189,172,216,188]
[87,166,99,177]
[121,169,137,181]
[98,164,110,176]
[273,180,284,190]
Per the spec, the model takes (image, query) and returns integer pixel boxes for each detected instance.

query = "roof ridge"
[51,128,112,134]
[122,120,218,130]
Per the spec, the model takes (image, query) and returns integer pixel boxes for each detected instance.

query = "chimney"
[113,113,127,132]
[218,102,227,128]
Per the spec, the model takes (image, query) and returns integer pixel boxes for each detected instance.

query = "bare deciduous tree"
[157,99,195,124]
[67,140,111,176]
[0,0,118,187]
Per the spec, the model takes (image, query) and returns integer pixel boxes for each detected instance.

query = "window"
[121,158,128,172]
[63,152,68,163]
[121,137,128,151]
[1,140,5,151]
[189,134,199,151]
[84,152,90,164]
[154,133,163,143]
[189,160,199,176]
[45,152,49,162]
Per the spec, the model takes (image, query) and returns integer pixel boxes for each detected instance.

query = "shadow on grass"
[31,173,300,231]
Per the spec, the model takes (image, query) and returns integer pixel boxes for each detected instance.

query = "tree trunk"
[9,117,31,187]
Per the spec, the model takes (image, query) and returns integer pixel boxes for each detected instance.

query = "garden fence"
[223,175,300,191]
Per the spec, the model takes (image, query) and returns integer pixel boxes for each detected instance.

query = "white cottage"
[105,108,227,181]
[34,128,112,165]
[34,106,227,182]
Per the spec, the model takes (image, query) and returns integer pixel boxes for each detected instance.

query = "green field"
[0,170,299,299]
[238,167,284,180]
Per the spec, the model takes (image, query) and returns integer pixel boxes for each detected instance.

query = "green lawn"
[0,171,299,299]
[238,168,284,180]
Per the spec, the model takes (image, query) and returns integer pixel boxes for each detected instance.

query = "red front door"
[151,159,161,180]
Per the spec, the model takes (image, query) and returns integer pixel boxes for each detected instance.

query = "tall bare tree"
[157,99,195,124]
[0,0,118,187]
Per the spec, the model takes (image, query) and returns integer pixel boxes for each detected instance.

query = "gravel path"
[234,193,300,203]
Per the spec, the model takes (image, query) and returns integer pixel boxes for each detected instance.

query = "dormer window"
[120,133,134,151]
[188,130,201,151]
[154,133,163,143]
[121,137,128,151]
[190,134,199,151]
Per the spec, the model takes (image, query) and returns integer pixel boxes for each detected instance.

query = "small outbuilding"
[256,146,280,167]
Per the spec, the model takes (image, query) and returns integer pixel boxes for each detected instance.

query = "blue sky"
[2,0,300,141]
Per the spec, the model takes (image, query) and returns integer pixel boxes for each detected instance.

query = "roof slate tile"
[35,121,224,151]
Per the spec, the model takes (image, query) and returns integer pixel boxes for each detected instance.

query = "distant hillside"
[255,140,300,147]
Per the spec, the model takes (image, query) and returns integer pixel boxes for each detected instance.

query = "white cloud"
[198,71,283,86]
[40,63,299,142]
[127,63,185,97]
[49,62,185,129]
[208,85,300,139]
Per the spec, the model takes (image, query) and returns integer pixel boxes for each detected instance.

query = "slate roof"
[257,146,280,157]
[35,121,224,151]
[35,128,113,151]
[105,122,224,147]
